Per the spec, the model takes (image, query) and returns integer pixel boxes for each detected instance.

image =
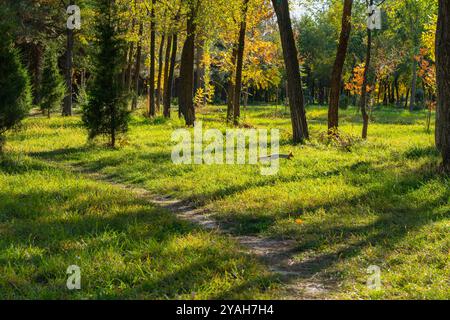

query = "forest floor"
[0,104,449,299]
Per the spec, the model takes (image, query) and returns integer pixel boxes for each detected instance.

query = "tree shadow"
[0,160,277,299]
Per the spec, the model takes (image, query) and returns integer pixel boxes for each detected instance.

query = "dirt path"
[55,162,335,299]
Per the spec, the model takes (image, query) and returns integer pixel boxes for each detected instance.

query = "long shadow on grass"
[0,161,277,299]
[265,163,448,283]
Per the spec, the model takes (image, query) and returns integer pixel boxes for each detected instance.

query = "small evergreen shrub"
[40,45,66,118]
[0,15,32,152]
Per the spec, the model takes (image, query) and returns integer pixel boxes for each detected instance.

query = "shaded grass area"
[0,155,279,299]
[4,104,450,299]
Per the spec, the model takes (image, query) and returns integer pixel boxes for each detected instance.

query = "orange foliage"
[344,63,373,96]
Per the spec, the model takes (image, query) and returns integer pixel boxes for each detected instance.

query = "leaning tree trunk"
[178,10,196,126]
[271,0,309,143]
[328,0,353,132]
[148,0,156,117]
[436,0,450,171]
[63,1,74,116]
[233,0,250,126]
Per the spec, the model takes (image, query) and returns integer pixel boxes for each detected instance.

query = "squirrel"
[259,151,294,162]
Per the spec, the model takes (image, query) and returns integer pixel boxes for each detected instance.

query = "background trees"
[1,0,447,157]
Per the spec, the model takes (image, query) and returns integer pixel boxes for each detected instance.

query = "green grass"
[1,103,449,299]
[0,155,279,299]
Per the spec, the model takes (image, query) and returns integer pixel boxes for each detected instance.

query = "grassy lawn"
[1,104,449,299]
[0,156,278,299]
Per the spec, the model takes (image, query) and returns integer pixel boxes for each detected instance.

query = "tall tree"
[328,0,353,132]
[0,12,32,152]
[63,0,75,116]
[40,45,66,118]
[164,30,178,118]
[360,0,373,140]
[162,34,172,116]
[82,0,129,148]
[232,0,250,126]
[156,34,165,112]
[132,22,143,110]
[178,0,200,126]
[436,0,450,171]
[271,0,309,143]
[226,44,238,122]
[148,0,157,117]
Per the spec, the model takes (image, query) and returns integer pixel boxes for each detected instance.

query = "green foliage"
[82,0,129,147]
[40,46,66,118]
[0,13,32,150]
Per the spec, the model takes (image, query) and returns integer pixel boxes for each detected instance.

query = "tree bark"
[271,0,309,143]
[436,0,450,171]
[125,43,135,91]
[410,58,418,111]
[328,0,353,132]
[164,32,178,118]
[162,34,172,117]
[227,45,238,122]
[233,0,250,126]
[63,1,74,116]
[156,34,165,113]
[132,23,143,110]
[178,5,197,126]
[195,39,205,100]
[360,0,373,140]
[148,0,156,117]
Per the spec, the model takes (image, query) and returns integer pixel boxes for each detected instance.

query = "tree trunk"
[227,45,238,123]
[436,0,450,171]
[195,40,205,100]
[404,87,410,109]
[360,2,373,140]
[148,0,156,117]
[410,58,417,111]
[162,34,172,117]
[394,74,400,105]
[63,2,74,117]
[233,0,250,126]
[164,32,178,118]
[318,85,325,105]
[125,43,135,91]
[271,0,309,143]
[178,7,197,126]
[132,23,143,110]
[156,33,165,113]
[328,0,353,132]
